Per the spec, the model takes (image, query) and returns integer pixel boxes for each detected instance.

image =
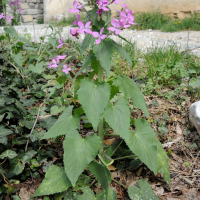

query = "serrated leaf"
[33,165,71,197]
[156,140,171,186]
[112,75,149,117]
[19,120,34,129]
[77,187,95,200]
[93,39,113,76]
[63,130,100,186]
[110,40,132,66]
[42,106,79,139]
[11,53,23,67]
[0,97,6,107]
[50,105,65,115]
[74,75,85,102]
[29,63,45,74]
[77,79,110,131]
[104,98,130,138]
[4,26,18,37]
[124,119,157,174]
[74,54,95,79]
[89,162,111,191]
[128,179,159,200]
[40,116,57,130]
[15,101,27,114]
[0,150,17,159]
[9,158,24,175]
[80,34,96,58]
[0,125,13,137]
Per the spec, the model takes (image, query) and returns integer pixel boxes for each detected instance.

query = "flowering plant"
[32,0,170,199]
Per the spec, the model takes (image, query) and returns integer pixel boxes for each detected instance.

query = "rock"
[189,101,200,135]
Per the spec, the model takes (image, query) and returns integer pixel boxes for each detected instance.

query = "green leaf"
[9,158,24,175]
[0,150,17,159]
[63,130,100,186]
[49,38,57,49]
[74,75,85,102]
[0,114,5,122]
[112,75,149,117]
[42,106,79,139]
[93,39,113,76]
[50,105,65,115]
[56,75,67,84]
[33,165,71,197]
[110,40,132,66]
[54,191,67,200]
[80,34,96,58]
[11,53,23,67]
[21,150,37,163]
[104,98,130,138]
[156,140,171,186]
[77,79,110,131]
[74,54,95,79]
[0,125,13,137]
[124,119,157,174]
[97,188,117,200]
[189,77,200,88]
[128,179,159,200]
[29,63,45,74]
[89,162,111,191]
[4,26,18,37]
[105,10,111,26]
[77,187,95,200]
[15,101,27,114]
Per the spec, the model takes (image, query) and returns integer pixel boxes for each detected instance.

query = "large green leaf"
[104,98,130,138]
[128,179,159,200]
[11,53,23,67]
[9,158,24,175]
[80,33,96,58]
[112,75,149,117]
[0,150,17,159]
[33,165,71,197]
[74,54,95,79]
[42,106,79,139]
[63,130,100,186]
[97,188,117,200]
[4,26,18,37]
[124,119,157,174]
[156,140,171,186]
[89,162,111,191]
[77,79,110,131]
[110,40,132,66]
[74,75,85,102]
[29,63,45,74]
[78,187,95,200]
[0,125,13,137]
[93,39,113,76]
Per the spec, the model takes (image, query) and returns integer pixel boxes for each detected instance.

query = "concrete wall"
[44,0,200,23]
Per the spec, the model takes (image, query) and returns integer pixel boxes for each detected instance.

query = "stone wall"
[6,0,44,25]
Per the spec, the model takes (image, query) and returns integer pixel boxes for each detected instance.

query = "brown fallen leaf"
[19,188,35,200]
[108,165,117,171]
[104,138,117,145]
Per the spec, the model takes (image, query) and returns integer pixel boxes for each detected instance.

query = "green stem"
[112,178,128,189]
[114,155,137,161]
[104,134,120,137]
[98,64,104,159]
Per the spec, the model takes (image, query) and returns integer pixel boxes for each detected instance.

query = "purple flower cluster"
[48,55,72,75]
[69,0,137,44]
[0,13,13,22]
[9,0,23,14]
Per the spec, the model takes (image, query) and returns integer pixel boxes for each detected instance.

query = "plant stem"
[104,134,120,137]
[114,155,137,161]
[112,178,128,189]
[98,65,104,159]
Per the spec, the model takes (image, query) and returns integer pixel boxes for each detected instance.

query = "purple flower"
[77,21,92,34]
[69,1,83,13]
[6,15,13,22]
[18,7,23,14]
[108,18,124,34]
[96,8,103,15]
[10,1,15,6]
[0,13,5,19]
[92,27,107,44]
[113,0,123,3]
[120,11,138,27]
[73,14,80,26]
[56,55,67,61]
[57,38,64,49]
[70,28,78,37]
[62,64,71,74]
[97,0,109,11]
[16,0,21,6]
[56,18,59,21]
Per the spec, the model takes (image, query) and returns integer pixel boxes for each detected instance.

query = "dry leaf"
[104,138,117,145]
[108,165,117,171]
[19,188,35,200]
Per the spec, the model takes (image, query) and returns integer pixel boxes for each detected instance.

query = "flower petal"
[92,32,100,37]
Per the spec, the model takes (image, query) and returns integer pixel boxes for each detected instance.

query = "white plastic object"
[189,101,200,135]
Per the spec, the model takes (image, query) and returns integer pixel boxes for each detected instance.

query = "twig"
[25,89,49,152]
[9,62,27,79]
[112,178,128,189]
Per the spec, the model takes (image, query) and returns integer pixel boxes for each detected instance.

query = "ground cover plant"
[0,0,200,199]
